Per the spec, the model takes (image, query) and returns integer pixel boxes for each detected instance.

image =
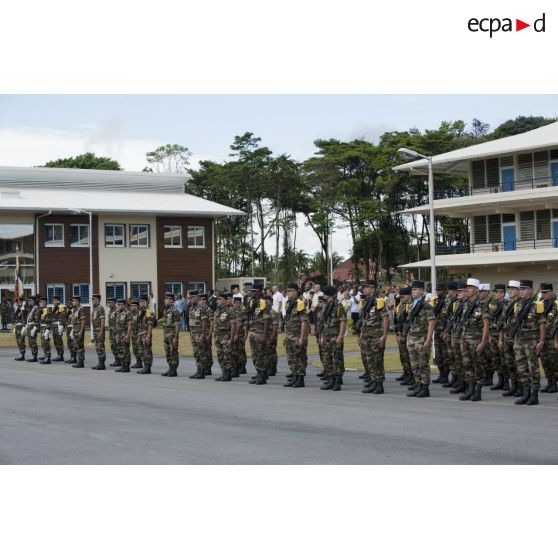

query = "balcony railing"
[434,175,558,200]
[436,238,558,255]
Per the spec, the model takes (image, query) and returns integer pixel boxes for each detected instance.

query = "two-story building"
[394,121,558,287]
[0,166,243,313]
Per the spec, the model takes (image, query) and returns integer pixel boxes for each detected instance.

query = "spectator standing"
[174,293,186,332]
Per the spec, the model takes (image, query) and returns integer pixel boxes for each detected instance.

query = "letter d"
[534,13,545,32]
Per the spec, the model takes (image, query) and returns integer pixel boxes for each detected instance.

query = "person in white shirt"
[272,285,284,313]
[349,287,361,325]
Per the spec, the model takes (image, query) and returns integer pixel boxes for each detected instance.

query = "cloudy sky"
[1,94,556,258]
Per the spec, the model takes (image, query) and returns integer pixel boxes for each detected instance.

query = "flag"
[14,254,24,304]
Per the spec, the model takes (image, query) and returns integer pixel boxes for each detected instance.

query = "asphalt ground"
[1,348,558,464]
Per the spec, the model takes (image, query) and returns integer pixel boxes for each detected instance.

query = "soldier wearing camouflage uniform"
[458,279,490,402]
[448,283,467,394]
[213,293,239,382]
[233,294,248,375]
[67,296,86,368]
[406,280,436,398]
[129,299,143,369]
[267,296,280,377]
[283,283,309,388]
[0,296,10,330]
[488,284,508,391]
[25,295,41,362]
[319,286,347,392]
[38,296,53,364]
[477,283,495,385]
[440,282,458,388]
[247,287,271,385]
[13,300,28,361]
[51,295,67,361]
[394,287,412,384]
[358,280,389,394]
[188,291,212,379]
[539,283,558,393]
[161,292,180,377]
[114,298,132,373]
[432,283,450,384]
[136,294,154,375]
[200,293,214,376]
[510,280,545,406]
[106,297,120,367]
[500,280,521,397]
[91,293,106,370]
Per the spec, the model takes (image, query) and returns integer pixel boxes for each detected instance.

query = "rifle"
[445,299,463,334]
[406,296,425,331]
[506,289,540,339]
[317,301,335,337]
[458,298,479,336]
[355,295,376,334]
[490,300,505,331]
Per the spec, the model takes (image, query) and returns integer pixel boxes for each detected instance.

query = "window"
[106,282,126,300]
[473,215,513,244]
[187,282,206,293]
[44,224,64,247]
[72,283,90,305]
[473,216,488,244]
[165,282,183,296]
[472,160,485,189]
[163,225,182,248]
[46,284,65,305]
[187,226,205,248]
[520,211,535,241]
[105,224,125,247]
[130,282,151,299]
[518,153,533,186]
[536,210,551,239]
[70,224,89,247]
[130,224,150,248]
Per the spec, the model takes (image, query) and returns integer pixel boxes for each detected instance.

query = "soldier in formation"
[130,299,143,370]
[114,298,132,373]
[161,292,180,377]
[233,294,248,376]
[539,283,558,393]
[283,283,309,388]
[38,296,53,364]
[394,286,412,384]
[13,299,28,361]
[213,293,239,382]
[51,295,67,362]
[188,290,212,379]
[25,295,41,362]
[247,286,271,385]
[91,293,106,370]
[136,294,154,375]
[106,297,119,367]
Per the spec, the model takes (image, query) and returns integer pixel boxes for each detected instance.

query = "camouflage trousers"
[461,336,485,384]
[52,325,64,354]
[284,336,307,377]
[231,335,247,371]
[138,331,153,367]
[321,336,344,377]
[191,332,210,371]
[434,329,449,375]
[117,333,131,366]
[316,335,324,365]
[489,332,505,377]
[452,335,464,381]
[445,334,456,377]
[67,328,75,357]
[131,333,141,361]
[40,328,51,358]
[513,334,541,391]
[93,331,106,360]
[109,330,118,361]
[249,333,268,374]
[265,335,278,372]
[503,337,518,381]
[215,334,234,372]
[163,330,178,366]
[540,337,558,380]
[27,326,39,356]
[360,334,385,382]
[14,324,26,353]
[407,335,431,385]
[72,332,85,361]
[397,334,412,375]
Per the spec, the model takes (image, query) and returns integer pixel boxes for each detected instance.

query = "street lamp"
[397,148,436,296]
[69,208,94,342]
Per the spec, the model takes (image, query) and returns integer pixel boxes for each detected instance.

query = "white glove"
[58,325,63,336]
[31,326,37,337]
[21,326,27,338]
[44,330,50,341]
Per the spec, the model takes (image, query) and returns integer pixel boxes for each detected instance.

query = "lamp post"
[69,208,94,341]
[397,148,436,295]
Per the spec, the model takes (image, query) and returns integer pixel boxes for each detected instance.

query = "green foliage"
[145,144,191,174]
[489,116,557,140]
[43,152,122,170]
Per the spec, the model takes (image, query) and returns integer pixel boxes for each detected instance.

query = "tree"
[144,144,192,174]
[43,152,122,170]
[489,115,556,139]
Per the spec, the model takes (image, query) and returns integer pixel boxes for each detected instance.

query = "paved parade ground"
[1,348,558,465]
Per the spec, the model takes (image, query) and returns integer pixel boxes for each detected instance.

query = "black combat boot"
[513,382,524,397]
[526,389,539,406]
[72,359,84,369]
[285,372,294,379]
[249,372,261,384]
[415,384,430,398]
[490,374,505,390]
[450,379,466,394]
[231,366,240,378]
[317,371,326,379]
[38,356,45,362]
[240,365,247,375]
[470,382,483,401]
[395,372,407,381]
[484,372,494,386]
[268,366,277,377]
[403,374,416,386]
[459,381,475,401]
[292,375,305,388]
[373,381,384,394]
[283,376,296,387]
[254,374,267,385]
[361,382,377,394]
[91,359,101,370]
[137,365,151,374]
[332,376,342,391]
[443,373,457,388]
[26,353,38,362]
[222,369,232,382]
[432,368,444,383]
[52,352,64,362]
[407,379,419,390]
[407,383,422,397]
[40,355,51,365]
[14,352,25,361]
[205,366,212,376]
[97,358,106,371]
[214,370,224,381]
[320,376,334,390]
[540,379,551,392]
[547,379,558,393]
[65,355,77,364]
[501,375,510,392]
[189,366,202,379]
[161,364,172,376]
[359,372,370,381]
[131,359,143,369]
[110,358,121,367]
[515,389,530,405]
[167,365,177,377]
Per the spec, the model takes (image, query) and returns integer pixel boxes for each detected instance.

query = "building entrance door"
[501,168,515,192]
[503,224,516,251]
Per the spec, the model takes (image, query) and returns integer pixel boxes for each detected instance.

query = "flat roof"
[393,121,558,176]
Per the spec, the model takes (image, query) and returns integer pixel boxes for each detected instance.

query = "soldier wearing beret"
[188,290,213,379]
[129,299,143,370]
[266,294,280,377]
[114,298,132,373]
[431,283,450,384]
[248,286,271,385]
[51,295,67,362]
[38,296,53,365]
[447,283,468,393]
[539,283,558,393]
[500,280,521,397]
[440,282,458,388]
[488,284,509,391]
[406,280,436,398]
[90,294,106,370]
[394,287,412,384]
[24,295,41,362]
[161,292,181,377]
[136,294,155,374]
[13,298,28,361]
[106,297,120,367]
[67,295,86,368]
[283,283,309,388]
[213,293,240,382]
[233,294,249,376]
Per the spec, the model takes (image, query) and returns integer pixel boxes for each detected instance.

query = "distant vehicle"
[216,277,267,294]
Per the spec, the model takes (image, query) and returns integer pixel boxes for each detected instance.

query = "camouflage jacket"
[92,304,106,333]
[162,304,180,333]
[543,296,558,339]
[130,308,140,335]
[189,303,211,334]
[115,308,132,334]
[14,305,28,326]
[513,298,546,339]
[67,305,86,331]
[394,301,409,334]
[248,298,270,335]
[501,296,519,334]
[107,307,118,332]
[431,294,449,330]
[360,296,388,336]
[39,306,53,330]
[137,307,154,333]
[283,297,308,339]
[461,296,490,338]
[321,301,347,338]
[408,297,435,338]
[214,306,238,336]
[26,305,41,326]
[488,298,506,333]
[52,303,67,326]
